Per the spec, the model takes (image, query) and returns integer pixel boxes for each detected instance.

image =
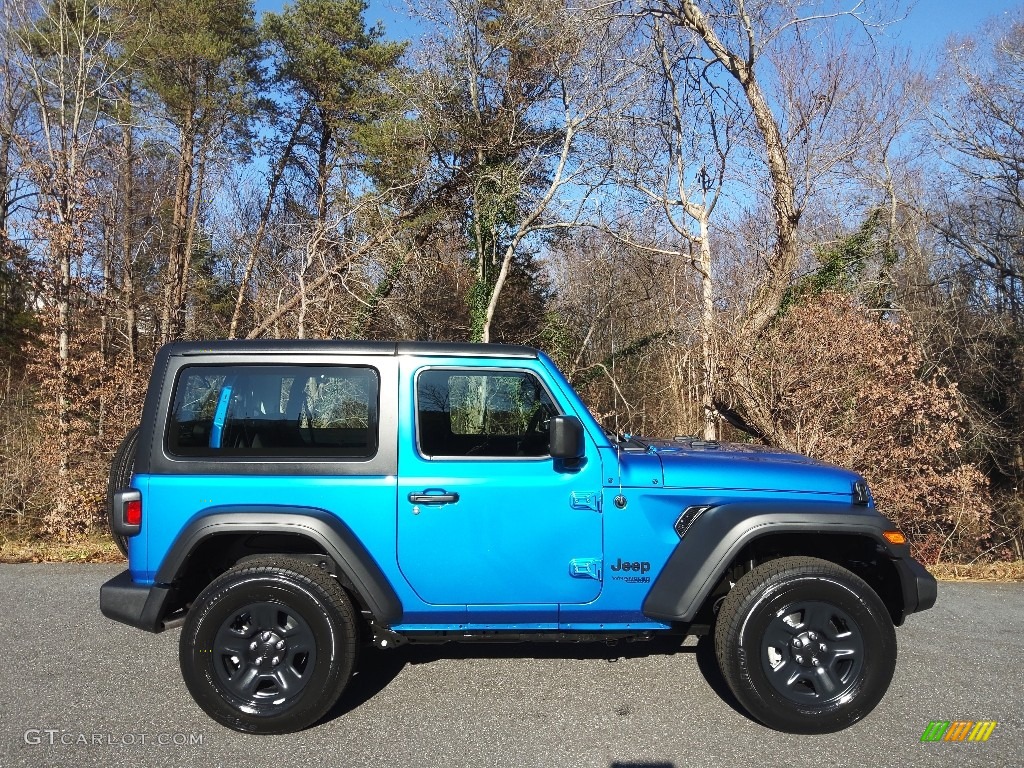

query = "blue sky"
[888,0,1020,53]
[254,0,1022,54]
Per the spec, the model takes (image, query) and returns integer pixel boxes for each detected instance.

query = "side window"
[167,365,379,459]
[416,369,558,458]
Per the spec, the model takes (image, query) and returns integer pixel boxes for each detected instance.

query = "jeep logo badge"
[610,558,651,574]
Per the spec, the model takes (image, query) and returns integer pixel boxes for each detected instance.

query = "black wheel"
[714,556,896,734]
[106,426,139,556]
[179,556,359,734]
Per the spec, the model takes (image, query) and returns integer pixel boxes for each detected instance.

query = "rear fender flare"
[156,505,403,625]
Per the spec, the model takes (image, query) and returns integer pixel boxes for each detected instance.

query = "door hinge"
[569,557,602,580]
[570,491,601,513]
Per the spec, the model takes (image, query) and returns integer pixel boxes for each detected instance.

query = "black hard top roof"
[162,339,539,359]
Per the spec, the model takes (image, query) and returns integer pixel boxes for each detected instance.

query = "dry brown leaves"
[738,293,993,563]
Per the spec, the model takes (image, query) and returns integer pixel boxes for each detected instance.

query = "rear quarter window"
[166,365,379,459]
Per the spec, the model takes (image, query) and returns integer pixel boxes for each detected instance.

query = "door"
[397,363,604,612]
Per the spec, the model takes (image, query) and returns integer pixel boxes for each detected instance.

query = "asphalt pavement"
[0,564,1020,768]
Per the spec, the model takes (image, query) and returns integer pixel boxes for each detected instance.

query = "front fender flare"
[156,505,403,625]
[642,500,904,623]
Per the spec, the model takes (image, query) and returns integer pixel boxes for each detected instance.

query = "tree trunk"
[737,73,800,335]
[229,105,309,339]
[697,215,717,440]
[98,205,112,442]
[54,207,72,535]
[177,139,208,336]
[480,242,515,344]
[0,124,11,239]
[162,119,195,344]
[120,124,139,363]
[317,118,331,226]
[673,0,800,337]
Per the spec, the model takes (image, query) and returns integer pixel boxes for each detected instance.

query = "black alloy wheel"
[179,556,358,734]
[759,599,865,704]
[211,600,318,707]
[714,556,897,734]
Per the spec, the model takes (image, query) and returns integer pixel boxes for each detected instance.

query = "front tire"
[714,556,896,734]
[179,556,358,734]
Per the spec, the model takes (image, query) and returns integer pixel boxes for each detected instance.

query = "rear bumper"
[894,556,937,622]
[100,570,172,633]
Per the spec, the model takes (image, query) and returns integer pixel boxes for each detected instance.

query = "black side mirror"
[549,415,584,460]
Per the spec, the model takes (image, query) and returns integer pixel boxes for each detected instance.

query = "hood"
[634,437,862,497]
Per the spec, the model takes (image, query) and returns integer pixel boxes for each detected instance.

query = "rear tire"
[714,556,896,733]
[106,426,139,556]
[179,556,358,734]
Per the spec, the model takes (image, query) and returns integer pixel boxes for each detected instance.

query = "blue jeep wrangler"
[100,340,936,735]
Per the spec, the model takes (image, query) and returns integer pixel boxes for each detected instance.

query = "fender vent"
[674,505,713,539]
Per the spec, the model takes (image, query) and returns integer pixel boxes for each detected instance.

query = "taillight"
[112,489,142,537]
[125,499,142,526]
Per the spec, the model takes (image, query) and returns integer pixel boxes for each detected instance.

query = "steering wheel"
[518,407,551,455]
[526,407,550,436]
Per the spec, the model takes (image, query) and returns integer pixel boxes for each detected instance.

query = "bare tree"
[598,17,745,438]
[227,103,308,339]
[0,7,31,254]
[410,0,625,342]
[921,12,1024,558]
[652,0,898,337]
[932,15,1024,322]
[9,0,135,535]
[113,0,261,343]
[546,230,698,435]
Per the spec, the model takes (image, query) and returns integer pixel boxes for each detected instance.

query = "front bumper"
[100,571,173,633]
[894,556,937,622]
